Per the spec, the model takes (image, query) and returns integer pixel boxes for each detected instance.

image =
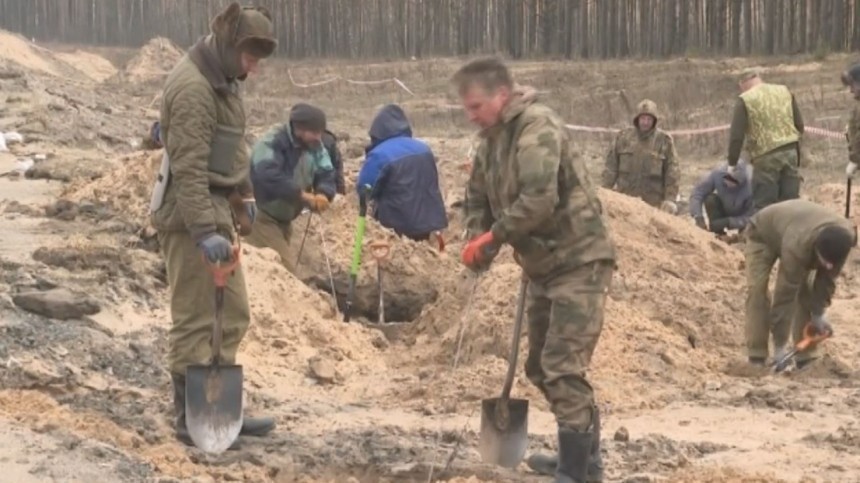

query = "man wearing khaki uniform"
[150,2,277,446]
[727,69,805,211]
[744,200,855,369]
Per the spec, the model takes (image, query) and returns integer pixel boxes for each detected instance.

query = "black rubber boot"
[171,373,242,449]
[555,428,593,483]
[170,373,194,446]
[526,408,603,482]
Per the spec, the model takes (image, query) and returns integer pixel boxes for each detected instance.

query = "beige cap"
[738,67,761,82]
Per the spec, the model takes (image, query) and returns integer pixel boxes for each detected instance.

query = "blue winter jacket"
[689,160,755,229]
[357,104,448,238]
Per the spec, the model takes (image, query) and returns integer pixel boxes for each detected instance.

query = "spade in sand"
[478,277,529,467]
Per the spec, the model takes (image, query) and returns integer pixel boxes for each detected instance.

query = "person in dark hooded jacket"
[357,104,447,242]
[689,159,755,235]
[246,103,343,269]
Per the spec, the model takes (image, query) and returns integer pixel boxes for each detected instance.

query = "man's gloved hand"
[811,314,834,336]
[660,200,677,214]
[694,216,707,230]
[197,233,233,263]
[847,161,858,178]
[461,232,498,272]
[301,192,330,213]
[243,198,257,224]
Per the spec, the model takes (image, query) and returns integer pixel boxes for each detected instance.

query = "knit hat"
[289,103,326,131]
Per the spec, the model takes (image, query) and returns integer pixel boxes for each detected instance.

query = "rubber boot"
[170,373,195,446]
[526,408,603,482]
[170,373,243,449]
[555,427,593,483]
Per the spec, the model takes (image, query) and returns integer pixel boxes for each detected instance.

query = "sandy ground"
[0,28,859,483]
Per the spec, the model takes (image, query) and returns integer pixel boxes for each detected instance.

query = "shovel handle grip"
[205,245,242,287]
[796,322,832,351]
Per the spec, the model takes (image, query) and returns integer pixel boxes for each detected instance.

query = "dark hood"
[367,104,412,151]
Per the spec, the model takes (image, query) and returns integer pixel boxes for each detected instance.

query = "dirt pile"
[116,37,184,84]
[55,50,118,82]
[388,187,748,414]
[63,149,161,222]
[0,29,61,76]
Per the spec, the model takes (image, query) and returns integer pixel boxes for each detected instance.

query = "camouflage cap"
[738,67,761,82]
[633,99,659,125]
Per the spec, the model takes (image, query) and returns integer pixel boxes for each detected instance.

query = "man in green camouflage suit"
[744,199,855,369]
[602,99,681,214]
[149,2,277,447]
[454,57,616,483]
[727,68,805,211]
[843,64,860,180]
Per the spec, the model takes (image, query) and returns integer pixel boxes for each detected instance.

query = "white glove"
[847,162,858,178]
[726,164,737,176]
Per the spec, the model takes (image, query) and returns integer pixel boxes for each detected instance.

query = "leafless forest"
[1,0,860,59]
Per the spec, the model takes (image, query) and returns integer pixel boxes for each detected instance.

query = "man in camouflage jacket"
[726,68,805,211]
[454,57,616,483]
[744,199,855,369]
[150,2,277,447]
[602,99,681,214]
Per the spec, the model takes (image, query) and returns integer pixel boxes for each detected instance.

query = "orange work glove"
[301,192,330,213]
[461,232,498,271]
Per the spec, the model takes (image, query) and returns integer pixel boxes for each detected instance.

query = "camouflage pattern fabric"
[602,100,680,208]
[463,87,616,281]
[743,200,856,361]
[740,83,801,159]
[524,260,614,431]
[750,147,800,211]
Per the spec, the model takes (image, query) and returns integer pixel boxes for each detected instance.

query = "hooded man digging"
[689,159,755,237]
[149,2,277,447]
[456,57,617,483]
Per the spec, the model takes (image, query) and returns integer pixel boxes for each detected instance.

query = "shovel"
[479,276,530,468]
[344,186,371,322]
[772,322,833,373]
[370,240,391,324]
[186,245,244,454]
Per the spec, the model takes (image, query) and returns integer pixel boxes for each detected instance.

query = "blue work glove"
[197,233,232,263]
[811,313,834,336]
[244,198,257,224]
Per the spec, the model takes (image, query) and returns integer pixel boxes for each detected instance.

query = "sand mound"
[55,50,117,82]
[0,29,59,75]
[64,140,750,415]
[119,37,184,84]
[239,246,390,392]
[63,150,160,222]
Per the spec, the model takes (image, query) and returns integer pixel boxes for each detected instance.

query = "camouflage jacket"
[747,199,857,317]
[602,127,680,207]
[463,87,616,280]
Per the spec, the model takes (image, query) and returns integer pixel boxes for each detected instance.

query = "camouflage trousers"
[158,230,251,375]
[243,209,295,271]
[751,146,800,211]
[744,228,820,362]
[524,260,614,432]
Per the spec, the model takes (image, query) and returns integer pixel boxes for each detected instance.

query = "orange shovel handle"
[795,322,832,351]
[203,242,242,287]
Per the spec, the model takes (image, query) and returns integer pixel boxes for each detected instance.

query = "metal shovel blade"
[478,396,529,468]
[185,363,243,454]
